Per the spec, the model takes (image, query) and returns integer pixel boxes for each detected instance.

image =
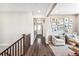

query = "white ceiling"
[51,3,79,15]
[0,3,50,15]
[0,3,79,16]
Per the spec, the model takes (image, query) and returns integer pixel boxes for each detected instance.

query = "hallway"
[26,35,55,56]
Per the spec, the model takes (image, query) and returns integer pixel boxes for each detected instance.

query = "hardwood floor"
[26,43,55,56]
[25,35,55,56]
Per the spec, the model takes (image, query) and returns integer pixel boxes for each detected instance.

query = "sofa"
[52,35,65,46]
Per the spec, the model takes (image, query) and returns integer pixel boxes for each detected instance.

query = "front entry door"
[36,23,43,35]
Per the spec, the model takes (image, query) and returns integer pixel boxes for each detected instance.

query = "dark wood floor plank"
[26,37,55,56]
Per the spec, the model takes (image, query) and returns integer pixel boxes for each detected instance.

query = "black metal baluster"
[15,43,16,56]
[13,45,14,56]
[18,41,19,56]
[6,49,8,56]
[20,40,22,55]
[2,53,3,56]
[10,47,11,56]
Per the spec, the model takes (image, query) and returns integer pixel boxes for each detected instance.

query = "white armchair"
[52,35,65,46]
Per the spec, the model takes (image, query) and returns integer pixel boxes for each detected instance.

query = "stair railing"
[0,34,30,56]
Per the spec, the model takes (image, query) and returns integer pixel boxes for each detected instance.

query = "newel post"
[23,34,26,55]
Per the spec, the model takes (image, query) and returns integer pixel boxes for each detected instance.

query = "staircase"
[0,34,55,56]
[0,34,31,56]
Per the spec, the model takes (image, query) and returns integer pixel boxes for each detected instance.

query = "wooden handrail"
[0,34,31,56]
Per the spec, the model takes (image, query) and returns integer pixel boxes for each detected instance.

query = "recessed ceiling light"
[38,10,40,13]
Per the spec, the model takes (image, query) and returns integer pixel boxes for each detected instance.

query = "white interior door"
[36,24,43,35]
